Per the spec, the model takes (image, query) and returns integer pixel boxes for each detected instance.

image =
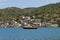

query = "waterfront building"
[33,19,42,27]
[24,16,31,20]
[41,22,46,27]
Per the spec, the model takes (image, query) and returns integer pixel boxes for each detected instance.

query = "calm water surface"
[0,27,60,40]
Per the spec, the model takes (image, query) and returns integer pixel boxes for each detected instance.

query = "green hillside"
[0,2,60,23]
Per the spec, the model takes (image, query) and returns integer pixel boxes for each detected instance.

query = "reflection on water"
[0,28,60,40]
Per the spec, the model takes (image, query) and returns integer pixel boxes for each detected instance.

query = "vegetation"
[0,2,60,24]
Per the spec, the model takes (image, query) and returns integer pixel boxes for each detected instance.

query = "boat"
[23,27,37,29]
[22,26,38,29]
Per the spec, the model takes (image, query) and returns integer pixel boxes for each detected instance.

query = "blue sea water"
[0,27,60,40]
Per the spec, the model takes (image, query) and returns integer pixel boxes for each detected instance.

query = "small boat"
[23,27,37,29]
[22,26,37,29]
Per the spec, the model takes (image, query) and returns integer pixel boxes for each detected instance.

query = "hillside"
[0,2,60,23]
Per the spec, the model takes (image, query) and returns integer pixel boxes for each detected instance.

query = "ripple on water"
[0,28,60,40]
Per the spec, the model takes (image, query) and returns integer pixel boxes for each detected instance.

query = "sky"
[0,0,60,9]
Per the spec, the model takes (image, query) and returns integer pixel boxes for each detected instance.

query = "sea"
[0,27,60,40]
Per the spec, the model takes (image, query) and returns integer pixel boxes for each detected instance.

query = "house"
[19,15,25,19]
[24,16,31,20]
[33,22,42,27]
[33,19,42,27]
[41,22,46,27]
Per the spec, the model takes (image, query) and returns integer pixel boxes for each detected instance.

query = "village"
[0,15,59,28]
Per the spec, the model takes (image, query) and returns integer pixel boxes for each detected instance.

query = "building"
[33,19,42,27]
[24,16,31,20]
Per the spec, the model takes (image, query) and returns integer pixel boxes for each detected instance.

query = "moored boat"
[22,26,37,29]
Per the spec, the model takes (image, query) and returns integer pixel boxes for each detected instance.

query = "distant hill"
[0,2,60,22]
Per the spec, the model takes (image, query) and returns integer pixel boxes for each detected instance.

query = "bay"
[0,27,60,40]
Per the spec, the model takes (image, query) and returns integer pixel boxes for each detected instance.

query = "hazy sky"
[0,0,60,8]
